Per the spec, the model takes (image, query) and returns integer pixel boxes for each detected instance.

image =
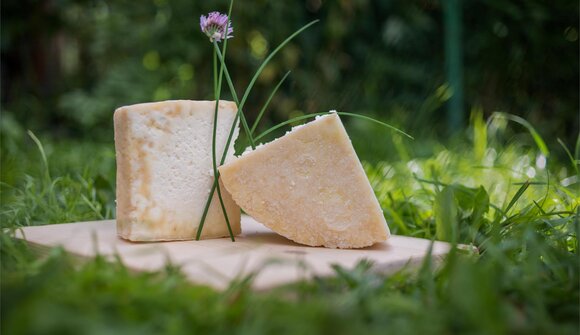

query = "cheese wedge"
[219,113,390,248]
[114,100,241,241]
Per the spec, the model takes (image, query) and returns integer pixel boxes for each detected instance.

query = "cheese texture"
[219,113,390,248]
[114,100,241,241]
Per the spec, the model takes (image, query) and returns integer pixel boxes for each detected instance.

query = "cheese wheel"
[219,113,389,248]
[114,100,241,241]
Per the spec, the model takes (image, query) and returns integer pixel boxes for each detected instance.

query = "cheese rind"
[219,113,389,248]
[114,100,241,241]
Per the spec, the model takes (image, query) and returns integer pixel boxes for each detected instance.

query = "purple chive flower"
[200,11,233,43]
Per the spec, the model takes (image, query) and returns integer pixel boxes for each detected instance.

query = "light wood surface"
[14,215,451,290]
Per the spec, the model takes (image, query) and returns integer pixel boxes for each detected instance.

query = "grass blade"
[491,112,550,157]
[196,180,218,240]
[503,180,530,215]
[557,138,579,175]
[238,20,319,118]
[254,111,413,143]
[575,133,580,162]
[384,207,410,235]
[338,112,414,139]
[434,186,458,243]
[470,107,487,161]
[254,113,319,142]
[250,71,291,135]
[213,46,254,148]
[532,200,547,215]
[27,130,50,181]
[80,194,105,220]
[214,176,235,241]
[216,20,317,160]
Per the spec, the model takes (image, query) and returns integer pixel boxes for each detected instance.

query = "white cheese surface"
[114,100,240,241]
[219,113,390,248]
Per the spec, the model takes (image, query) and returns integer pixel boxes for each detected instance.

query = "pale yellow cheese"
[114,100,241,241]
[219,113,390,248]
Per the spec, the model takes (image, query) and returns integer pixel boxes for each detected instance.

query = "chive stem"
[254,111,414,143]
[196,3,236,241]
[213,46,255,149]
[238,20,319,123]
[209,40,234,241]
[197,15,319,240]
[250,71,291,135]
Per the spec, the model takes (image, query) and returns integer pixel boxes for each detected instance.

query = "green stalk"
[216,20,319,150]
[213,51,217,93]
[196,1,235,241]
[213,49,235,241]
[218,19,319,165]
[250,71,291,135]
[254,111,414,143]
[490,112,550,157]
[203,41,234,242]
[238,20,319,124]
[197,17,319,239]
[213,46,255,149]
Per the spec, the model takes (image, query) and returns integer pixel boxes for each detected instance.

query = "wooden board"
[14,215,452,290]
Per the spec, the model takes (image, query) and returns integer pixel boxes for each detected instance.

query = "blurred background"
[2,2,580,332]
[1,0,578,157]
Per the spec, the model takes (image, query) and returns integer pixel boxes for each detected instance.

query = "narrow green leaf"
[470,186,490,236]
[434,186,458,243]
[557,138,579,175]
[196,180,218,240]
[470,107,487,161]
[575,133,580,163]
[250,71,291,135]
[27,130,51,182]
[254,113,319,142]
[213,51,217,94]
[491,112,549,157]
[238,20,319,116]
[254,112,413,143]
[384,207,410,235]
[214,174,235,241]
[417,240,435,297]
[196,1,236,241]
[213,45,255,149]
[575,207,580,254]
[512,181,547,185]
[338,112,414,139]
[503,180,530,215]
[80,194,105,220]
[532,200,547,215]
[199,41,234,241]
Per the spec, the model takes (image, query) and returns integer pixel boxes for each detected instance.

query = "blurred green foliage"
[1,2,579,333]
[1,111,578,334]
[1,0,578,145]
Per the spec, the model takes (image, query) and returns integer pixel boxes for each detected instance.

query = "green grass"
[1,114,578,334]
